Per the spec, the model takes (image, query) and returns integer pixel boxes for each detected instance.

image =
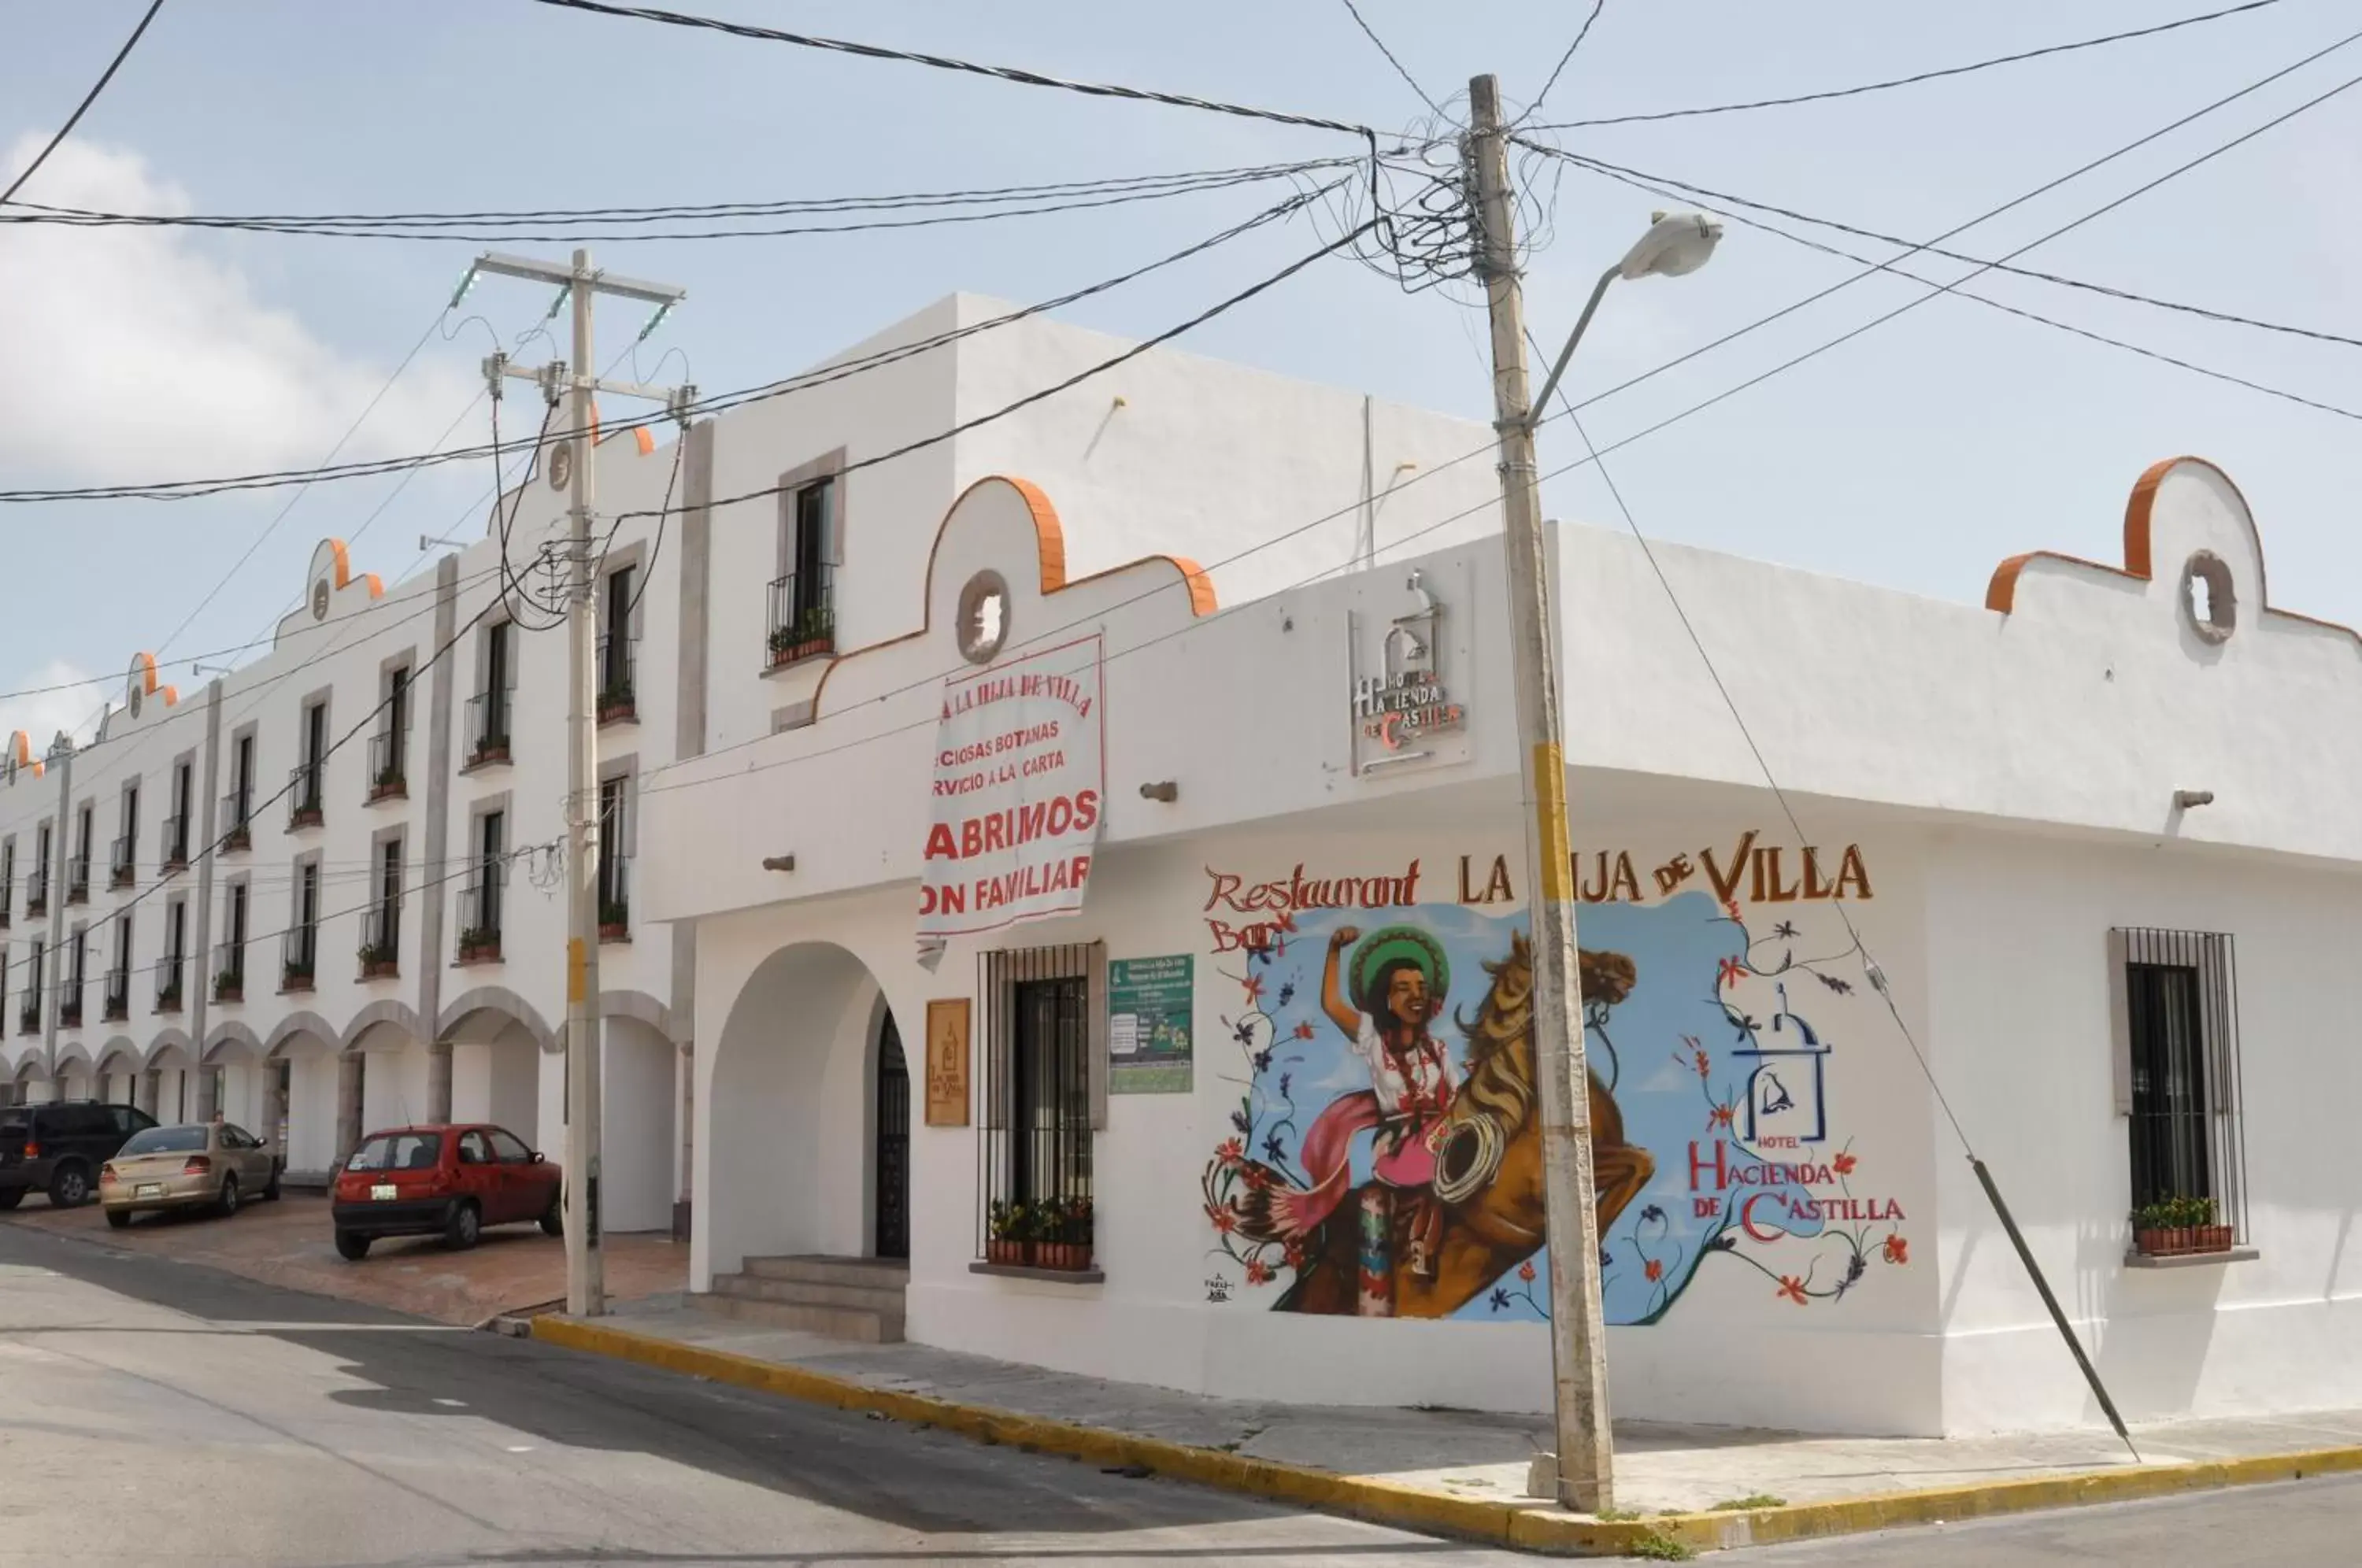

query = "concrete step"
[740,1255,910,1289]
[712,1272,908,1316]
[693,1287,903,1342]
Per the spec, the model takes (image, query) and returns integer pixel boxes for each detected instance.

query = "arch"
[343,999,428,1052]
[438,985,557,1054]
[12,1055,44,1084]
[202,1019,265,1065]
[265,1010,342,1060]
[95,1036,143,1074]
[600,988,681,1048]
[144,1027,196,1070]
[705,940,886,1280]
[54,1041,94,1074]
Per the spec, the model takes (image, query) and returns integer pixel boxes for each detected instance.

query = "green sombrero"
[1349,925,1450,1015]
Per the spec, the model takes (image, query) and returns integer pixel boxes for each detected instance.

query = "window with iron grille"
[975,941,1105,1267]
[2110,927,2249,1241]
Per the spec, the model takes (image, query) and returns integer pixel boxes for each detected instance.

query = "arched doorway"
[874,1011,909,1260]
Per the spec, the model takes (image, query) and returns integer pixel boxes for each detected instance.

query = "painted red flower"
[1242,1163,1274,1191]
[1241,972,1265,1002]
[1883,1234,1909,1266]
[1205,1203,1238,1234]
[1518,1259,1536,1282]
[1275,908,1298,934]
[1694,1049,1712,1080]
[1216,1137,1245,1168]
[1777,1275,1808,1305]
[1283,1237,1306,1269]
[1832,1152,1857,1177]
[1245,1257,1275,1285]
[1294,1021,1317,1041]
[1645,1258,1664,1283]
[1717,956,1745,991]
[1706,1104,1735,1131]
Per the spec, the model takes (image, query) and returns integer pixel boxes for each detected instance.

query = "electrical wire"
[1527,0,1607,120]
[525,0,1376,140]
[1527,0,2288,130]
[0,0,168,206]
[1336,0,1445,117]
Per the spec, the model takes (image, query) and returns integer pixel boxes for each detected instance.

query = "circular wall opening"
[2180,550,2236,644]
[956,571,1010,665]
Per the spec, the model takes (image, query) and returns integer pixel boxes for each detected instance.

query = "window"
[2112,927,2248,1241]
[462,811,505,959]
[346,1132,442,1172]
[159,900,186,1011]
[362,838,401,973]
[975,942,1105,1265]
[768,475,839,668]
[113,781,138,887]
[228,734,255,831]
[70,804,91,900]
[458,1130,494,1165]
[292,701,327,826]
[165,760,191,868]
[489,1128,533,1163]
[598,776,628,935]
[223,1124,257,1149]
[283,863,319,990]
[599,568,636,720]
[470,623,513,766]
[372,666,410,797]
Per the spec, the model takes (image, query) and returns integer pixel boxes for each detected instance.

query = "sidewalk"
[541,1297,2362,1556]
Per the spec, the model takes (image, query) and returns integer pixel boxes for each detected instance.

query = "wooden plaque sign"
[924,997,972,1126]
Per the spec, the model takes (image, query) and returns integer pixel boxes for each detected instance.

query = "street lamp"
[1529,211,1723,427]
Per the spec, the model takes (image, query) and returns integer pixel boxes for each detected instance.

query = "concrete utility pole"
[1465,74,1616,1512]
[467,248,690,1318]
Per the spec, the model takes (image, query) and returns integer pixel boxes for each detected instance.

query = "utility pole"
[1465,74,1616,1512]
[467,248,690,1318]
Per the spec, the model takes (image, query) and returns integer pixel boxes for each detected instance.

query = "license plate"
[135,1183,163,1198]
[371,1184,398,1201]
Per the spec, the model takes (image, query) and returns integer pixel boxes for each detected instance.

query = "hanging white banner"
[917,633,1104,942]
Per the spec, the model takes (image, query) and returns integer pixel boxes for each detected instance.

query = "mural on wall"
[1198,839,1908,1322]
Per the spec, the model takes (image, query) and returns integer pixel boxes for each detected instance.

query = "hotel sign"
[1349,564,1471,775]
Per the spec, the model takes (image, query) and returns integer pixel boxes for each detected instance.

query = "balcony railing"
[287,764,324,830]
[213,939,245,1004]
[220,787,252,852]
[596,634,638,724]
[102,967,129,1023]
[464,688,513,770]
[766,568,836,669]
[357,901,399,979]
[154,954,184,1015]
[0,878,11,929]
[57,986,83,1031]
[24,867,45,919]
[280,926,317,993]
[366,728,407,803]
[456,866,504,964]
[160,813,189,874]
[109,834,135,890]
[15,997,37,1035]
[598,852,630,942]
[65,853,89,905]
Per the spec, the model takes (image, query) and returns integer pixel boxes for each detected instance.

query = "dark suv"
[0,1101,160,1209]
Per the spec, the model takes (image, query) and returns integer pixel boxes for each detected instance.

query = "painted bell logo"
[1351,568,1466,771]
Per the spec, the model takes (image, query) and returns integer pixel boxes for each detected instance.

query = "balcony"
[109,834,135,891]
[366,729,407,804]
[155,954,186,1015]
[15,997,36,1035]
[220,788,252,852]
[58,989,83,1031]
[160,813,190,874]
[213,940,245,1004]
[24,868,44,919]
[463,689,513,771]
[102,967,129,1023]
[280,926,317,994]
[456,868,504,965]
[287,764,324,830]
[599,853,631,942]
[766,568,836,670]
[65,853,88,906]
[357,901,399,980]
[596,634,638,726]
[0,879,10,930]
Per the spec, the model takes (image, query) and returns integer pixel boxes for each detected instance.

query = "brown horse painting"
[1227,932,1655,1318]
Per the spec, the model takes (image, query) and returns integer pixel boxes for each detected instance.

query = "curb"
[531,1318,2362,1556]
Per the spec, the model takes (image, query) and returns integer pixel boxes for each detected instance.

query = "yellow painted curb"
[532,1318,2362,1556]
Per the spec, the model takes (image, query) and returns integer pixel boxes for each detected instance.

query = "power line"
[1555,150,2362,352]
[1336,0,1444,116]
[0,0,168,206]
[1528,0,2287,130]
[525,0,1378,140]
[1528,0,1607,118]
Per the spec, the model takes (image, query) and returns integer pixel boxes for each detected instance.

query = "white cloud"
[0,135,473,481]
[0,660,103,753]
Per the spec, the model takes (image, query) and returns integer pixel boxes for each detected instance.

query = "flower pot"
[598,922,629,942]
[2194,1224,2234,1254]
[986,1239,1026,1266]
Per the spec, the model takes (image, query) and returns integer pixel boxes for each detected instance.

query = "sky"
[2,0,2356,748]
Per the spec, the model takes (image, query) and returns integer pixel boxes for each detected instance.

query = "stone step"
[713,1272,908,1316]
[740,1254,911,1289]
[692,1288,902,1342]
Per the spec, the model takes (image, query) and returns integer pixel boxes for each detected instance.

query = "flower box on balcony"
[290,806,324,830]
[357,945,398,981]
[456,928,502,966]
[368,769,407,803]
[280,964,315,994]
[102,1001,128,1023]
[109,868,134,890]
[156,987,183,1015]
[466,737,511,770]
[598,901,630,943]
[58,1004,83,1030]
[597,687,636,726]
[221,826,251,854]
[2131,1197,2234,1259]
[766,631,835,670]
[213,972,243,1004]
[162,852,189,875]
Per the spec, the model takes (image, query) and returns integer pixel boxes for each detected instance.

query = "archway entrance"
[874,1011,909,1260]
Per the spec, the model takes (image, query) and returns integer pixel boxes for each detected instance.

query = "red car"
[330,1123,562,1260]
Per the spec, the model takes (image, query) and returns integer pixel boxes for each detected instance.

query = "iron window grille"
[2110,926,2249,1244]
[367,728,407,802]
[287,763,324,830]
[281,923,317,993]
[358,900,399,978]
[161,812,188,873]
[974,941,1106,1270]
[102,966,129,1023]
[465,686,514,769]
[597,633,638,724]
[65,851,88,905]
[57,978,83,1031]
[24,860,44,919]
[766,564,836,669]
[213,935,245,1003]
[457,862,505,963]
[154,953,183,1014]
[109,834,135,889]
[220,785,253,850]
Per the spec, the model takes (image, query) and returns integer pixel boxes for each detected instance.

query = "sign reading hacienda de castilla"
[1349,565,1471,775]
[916,634,1104,941]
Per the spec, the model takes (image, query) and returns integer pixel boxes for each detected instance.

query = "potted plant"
[157,980,183,1013]
[280,960,315,993]
[290,802,324,830]
[598,681,636,724]
[470,733,511,767]
[221,823,251,853]
[456,926,501,964]
[986,1200,1030,1266]
[369,764,405,801]
[2132,1196,2234,1258]
[213,969,243,1004]
[1035,1196,1094,1272]
[598,900,630,942]
[357,941,398,979]
[768,605,836,668]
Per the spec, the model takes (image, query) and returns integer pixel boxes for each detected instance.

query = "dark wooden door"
[875,1014,909,1259]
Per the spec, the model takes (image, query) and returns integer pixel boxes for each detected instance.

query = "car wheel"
[264,1164,282,1201]
[49,1163,91,1208]
[539,1189,564,1237]
[444,1200,481,1251]
[0,1187,22,1211]
[106,1208,131,1230]
[334,1229,371,1261]
[217,1174,240,1217]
